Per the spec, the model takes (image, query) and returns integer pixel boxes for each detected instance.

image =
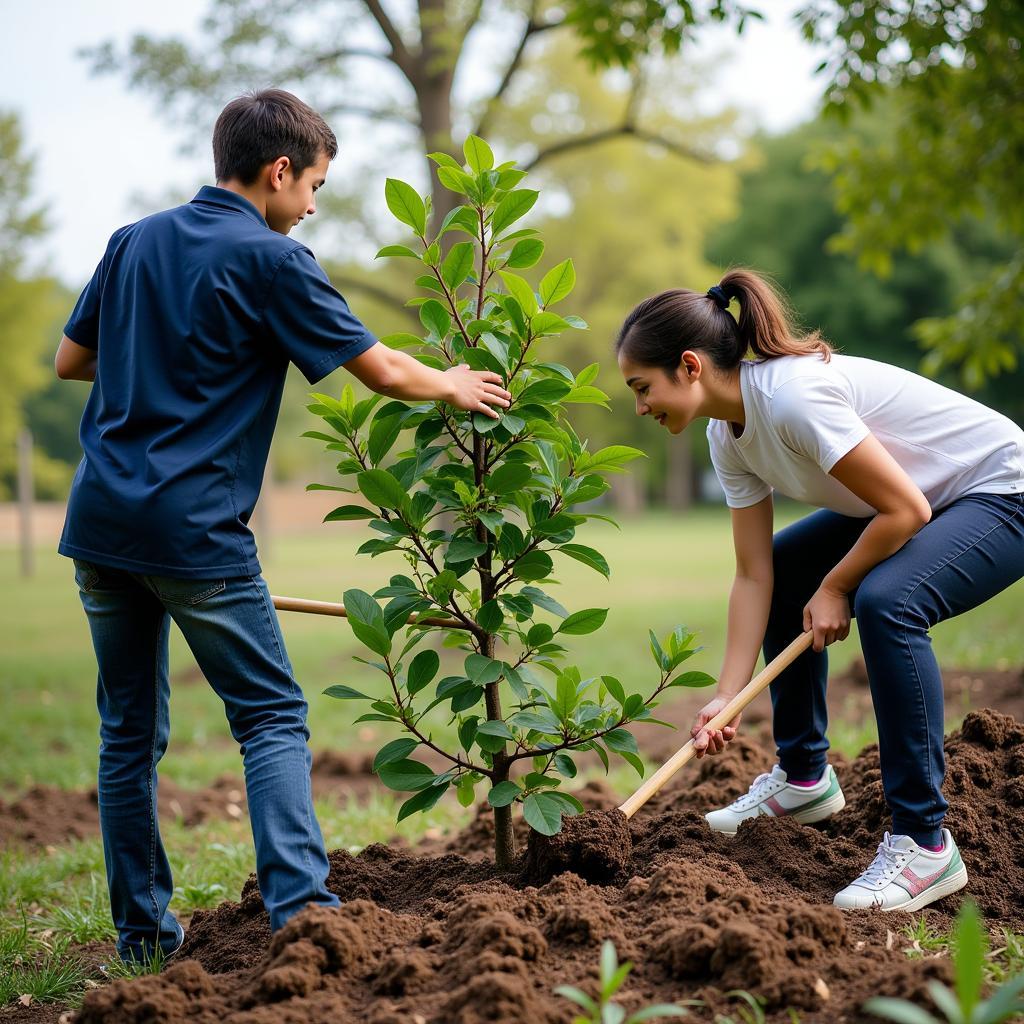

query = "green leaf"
[953,900,986,1019]
[463,134,494,172]
[508,710,561,734]
[521,587,568,618]
[491,189,538,236]
[465,654,503,685]
[323,684,372,701]
[601,675,626,706]
[368,414,406,466]
[487,461,533,494]
[499,271,538,317]
[604,729,639,756]
[558,608,609,635]
[419,298,451,339]
[628,1004,691,1021]
[380,331,425,350]
[396,782,449,821]
[649,630,668,671]
[668,671,717,689]
[578,445,646,475]
[564,385,610,407]
[513,551,553,582]
[522,791,562,836]
[323,504,376,522]
[357,469,408,510]
[487,781,522,807]
[530,311,572,336]
[437,166,477,196]
[407,649,440,695]
[861,998,941,1024]
[456,775,476,808]
[372,738,419,772]
[384,178,426,235]
[377,758,435,791]
[446,537,488,564]
[539,259,576,305]
[506,238,544,269]
[441,241,475,290]
[375,244,420,260]
[576,362,599,387]
[439,204,479,236]
[428,151,462,170]
[476,599,504,633]
[343,588,391,656]
[554,752,577,778]
[477,719,515,741]
[557,543,609,577]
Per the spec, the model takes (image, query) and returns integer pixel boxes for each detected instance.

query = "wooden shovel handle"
[271,594,473,631]
[617,630,815,820]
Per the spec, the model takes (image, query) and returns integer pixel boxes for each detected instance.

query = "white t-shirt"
[706,354,1024,516]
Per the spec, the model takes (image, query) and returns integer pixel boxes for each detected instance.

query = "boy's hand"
[443,365,511,419]
[691,697,741,758]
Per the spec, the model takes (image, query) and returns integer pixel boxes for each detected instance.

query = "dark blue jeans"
[72,560,338,961]
[765,492,1024,847]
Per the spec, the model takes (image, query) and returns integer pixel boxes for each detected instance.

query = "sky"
[0,0,826,285]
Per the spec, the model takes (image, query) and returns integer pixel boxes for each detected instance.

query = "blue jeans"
[72,560,338,961]
[765,492,1024,847]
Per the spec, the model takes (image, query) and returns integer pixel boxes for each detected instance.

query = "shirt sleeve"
[706,422,773,509]
[771,377,870,472]
[261,247,378,384]
[63,225,131,350]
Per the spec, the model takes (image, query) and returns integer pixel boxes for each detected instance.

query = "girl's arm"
[804,433,931,651]
[692,494,774,756]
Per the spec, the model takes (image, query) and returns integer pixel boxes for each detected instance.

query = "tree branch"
[524,124,716,171]
[360,0,417,78]
[473,7,563,138]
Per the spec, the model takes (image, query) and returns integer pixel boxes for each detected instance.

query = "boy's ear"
[268,156,291,192]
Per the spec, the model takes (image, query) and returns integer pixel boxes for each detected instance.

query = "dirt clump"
[523,807,632,884]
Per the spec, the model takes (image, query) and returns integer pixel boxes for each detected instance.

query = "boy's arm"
[55,335,97,382]
[343,342,510,418]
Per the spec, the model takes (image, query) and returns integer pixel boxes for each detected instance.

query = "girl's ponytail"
[718,268,832,362]
[616,267,832,376]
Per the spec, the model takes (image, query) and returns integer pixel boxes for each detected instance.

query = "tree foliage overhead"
[797,0,1024,389]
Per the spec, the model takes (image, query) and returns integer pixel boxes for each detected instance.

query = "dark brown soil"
[68,708,1024,1024]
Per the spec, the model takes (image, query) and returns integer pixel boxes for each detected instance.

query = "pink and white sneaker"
[833,830,968,911]
[704,764,845,836]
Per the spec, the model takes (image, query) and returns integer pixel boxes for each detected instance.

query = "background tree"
[0,111,69,501]
[798,0,1024,390]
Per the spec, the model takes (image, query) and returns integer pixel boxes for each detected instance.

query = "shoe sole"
[710,789,847,837]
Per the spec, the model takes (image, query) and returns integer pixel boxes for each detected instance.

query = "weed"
[0,936,87,1007]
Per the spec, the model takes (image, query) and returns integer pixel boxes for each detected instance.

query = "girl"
[616,269,1024,912]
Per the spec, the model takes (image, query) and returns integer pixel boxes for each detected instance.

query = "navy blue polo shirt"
[59,186,377,578]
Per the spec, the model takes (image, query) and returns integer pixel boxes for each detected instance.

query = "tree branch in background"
[359,0,417,78]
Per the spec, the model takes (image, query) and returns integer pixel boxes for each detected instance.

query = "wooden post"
[17,428,34,578]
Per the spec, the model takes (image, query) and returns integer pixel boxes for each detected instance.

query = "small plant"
[713,991,768,1024]
[33,875,116,943]
[307,135,715,867]
[866,901,1024,1024]
[556,939,692,1023]
[0,935,87,1007]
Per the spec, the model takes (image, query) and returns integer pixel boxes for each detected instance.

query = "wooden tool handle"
[617,630,814,820]
[271,594,472,631]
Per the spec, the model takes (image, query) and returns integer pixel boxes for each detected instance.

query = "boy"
[55,89,510,962]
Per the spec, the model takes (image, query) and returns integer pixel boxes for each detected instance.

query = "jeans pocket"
[152,578,227,606]
[73,559,100,593]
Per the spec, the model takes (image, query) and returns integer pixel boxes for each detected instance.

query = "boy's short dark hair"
[213,89,338,185]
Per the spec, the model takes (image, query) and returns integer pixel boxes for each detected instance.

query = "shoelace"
[730,772,780,810]
[857,833,908,886]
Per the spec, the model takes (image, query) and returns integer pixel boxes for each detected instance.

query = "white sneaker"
[833,829,968,912]
[704,764,845,836]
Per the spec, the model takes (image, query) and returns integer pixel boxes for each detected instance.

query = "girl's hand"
[803,584,851,652]
[443,366,511,419]
[691,697,742,758]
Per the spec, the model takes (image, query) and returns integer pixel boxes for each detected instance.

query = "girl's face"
[617,350,704,435]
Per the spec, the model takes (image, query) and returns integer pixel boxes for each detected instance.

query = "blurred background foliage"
[2,0,1020,507]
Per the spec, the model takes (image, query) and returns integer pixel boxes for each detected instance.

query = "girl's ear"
[679,349,703,381]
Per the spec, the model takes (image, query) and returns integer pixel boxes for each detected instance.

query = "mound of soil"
[71,708,1023,1024]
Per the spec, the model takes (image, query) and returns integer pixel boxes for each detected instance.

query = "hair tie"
[707,284,730,310]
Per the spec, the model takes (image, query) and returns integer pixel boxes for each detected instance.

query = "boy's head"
[213,89,337,234]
